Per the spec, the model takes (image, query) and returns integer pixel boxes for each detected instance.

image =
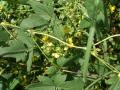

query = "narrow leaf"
[27,50,33,72]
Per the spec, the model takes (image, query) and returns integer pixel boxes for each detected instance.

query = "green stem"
[83,24,96,81]
[95,34,120,45]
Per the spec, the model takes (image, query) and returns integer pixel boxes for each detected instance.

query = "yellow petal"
[109,4,116,13]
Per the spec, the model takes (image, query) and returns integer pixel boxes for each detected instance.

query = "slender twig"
[1,25,17,41]
[91,52,120,74]
[95,34,120,45]
[32,38,50,61]
[62,69,98,79]
[85,71,112,90]
[1,23,120,47]
[1,23,120,48]
[27,30,86,50]
[0,22,20,28]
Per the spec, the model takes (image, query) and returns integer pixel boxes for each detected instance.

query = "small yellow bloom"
[41,36,49,43]
[0,5,3,12]
[66,37,74,47]
[118,73,120,78]
[64,47,68,51]
[47,42,53,47]
[32,56,38,62]
[109,4,116,13]
[52,53,60,58]
[67,37,73,44]
[75,31,82,37]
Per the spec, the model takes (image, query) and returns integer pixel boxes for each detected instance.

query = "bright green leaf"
[27,50,33,72]
[9,78,19,90]
[28,0,54,20]
[52,72,67,86]
[96,11,105,23]
[0,30,9,42]
[80,19,91,28]
[26,83,55,90]
[84,0,96,19]
[0,81,3,90]
[20,14,49,29]
[52,20,64,40]
[45,66,58,75]
[59,78,84,90]
[109,76,120,90]
[37,75,54,85]
[0,40,27,62]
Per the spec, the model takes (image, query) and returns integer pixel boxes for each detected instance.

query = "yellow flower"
[41,36,49,43]
[66,37,74,47]
[47,42,53,47]
[109,4,116,13]
[75,31,82,37]
[52,53,60,58]
[118,73,120,78]
[64,47,68,51]
[67,37,73,44]
[0,5,3,12]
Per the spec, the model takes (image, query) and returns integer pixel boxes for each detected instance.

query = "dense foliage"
[0,0,120,90]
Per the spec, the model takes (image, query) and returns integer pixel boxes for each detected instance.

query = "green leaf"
[0,40,27,62]
[45,66,58,75]
[9,78,19,90]
[1,73,12,80]
[37,75,54,85]
[17,29,33,48]
[94,61,108,75]
[57,57,66,67]
[59,78,84,90]
[109,76,120,90]
[57,55,79,67]
[80,18,91,28]
[27,50,33,72]
[26,78,84,90]
[4,52,26,62]
[0,81,3,90]
[52,20,64,40]
[95,0,100,6]
[18,0,28,4]
[84,0,96,19]
[26,83,55,90]
[96,11,105,23]
[41,0,53,5]
[20,14,49,29]
[52,72,67,86]
[106,75,118,85]
[28,0,54,20]
[0,30,9,42]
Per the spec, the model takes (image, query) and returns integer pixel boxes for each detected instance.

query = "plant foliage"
[0,0,120,90]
